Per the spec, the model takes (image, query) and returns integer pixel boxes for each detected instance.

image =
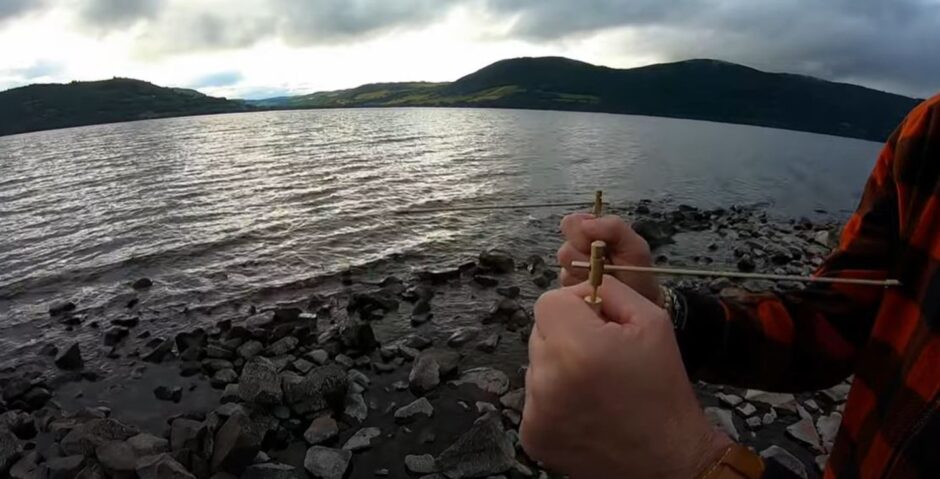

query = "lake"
[0,107,883,368]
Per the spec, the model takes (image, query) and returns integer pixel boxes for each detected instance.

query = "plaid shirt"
[678,93,940,478]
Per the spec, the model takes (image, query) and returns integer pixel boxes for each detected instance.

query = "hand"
[521,277,730,479]
[557,213,663,306]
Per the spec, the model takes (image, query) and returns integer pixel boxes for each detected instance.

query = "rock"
[347,369,370,387]
[436,413,515,478]
[49,300,77,316]
[0,412,35,440]
[334,354,354,368]
[211,413,262,474]
[170,418,206,452]
[265,337,299,356]
[762,408,778,426]
[61,418,139,456]
[402,334,433,350]
[813,230,831,246]
[293,358,314,374]
[737,256,757,272]
[447,327,481,347]
[499,388,525,412]
[453,367,510,395]
[2,377,31,402]
[9,451,37,479]
[816,412,842,452]
[136,453,195,479]
[128,433,169,456]
[394,398,434,423]
[472,274,499,287]
[304,446,351,479]
[343,392,368,422]
[422,349,460,375]
[307,349,329,365]
[154,386,183,403]
[821,384,851,404]
[409,355,441,394]
[786,417,822,452]
[476,402,497,414]
[704,407,739,441]
[242,462,302,479]
[133,278,154,290]
[0,426,21,474]
[221,384,240,403]
[206,344,234,359]
[495,286,520,299]
[632,219,677,249]
[104,327,130,346]
[736,403,757,417]
[239,357,283,406]
[336,320,378,352]
[342,427,380,451]
[405,454,437,474]
[760,446,807,479]
[40,455,85,479]
[237,341,264,359]
[478,249,515,274]
[142,339,175,363]
[303,416,339,445]
[96,440,138,473]
[202,359,234,373]
[283,365,347,416]
[746,416,763,429]
[716,393,743,408]
[475,333,500,353]
[211,369,238,388]
[54,343,84,370]
[815,455,829,473]
[745,390,797,411]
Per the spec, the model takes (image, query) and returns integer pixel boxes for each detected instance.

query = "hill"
[0,78,253,136]
[251,57,920,141]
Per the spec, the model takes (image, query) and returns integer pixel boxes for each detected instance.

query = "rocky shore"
[0,203,848,479]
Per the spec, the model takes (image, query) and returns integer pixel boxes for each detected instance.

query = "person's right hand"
[557,213,663,307]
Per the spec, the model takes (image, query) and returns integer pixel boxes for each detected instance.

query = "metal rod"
[396,201,606,214]
[586,241,606,309]
[593,190,603,217]
[569,261,901,287]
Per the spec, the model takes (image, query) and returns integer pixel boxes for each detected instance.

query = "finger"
[581,216,645,252]
[558,268,584,287]
[533,287,603,340]
[558,277,657,326]
[559,213,596,251]
[557,242,590,269]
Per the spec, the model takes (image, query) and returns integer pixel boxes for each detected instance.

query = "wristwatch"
[697,444,766,479]
[659,285,688,331]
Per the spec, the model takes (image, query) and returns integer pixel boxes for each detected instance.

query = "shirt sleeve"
[674,119,904,392]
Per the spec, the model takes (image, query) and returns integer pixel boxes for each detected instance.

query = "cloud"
[0,0,46,24]
[189,70,244,89]
[77,0,164,29]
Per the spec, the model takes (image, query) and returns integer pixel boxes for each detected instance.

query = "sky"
[0,0,938,100]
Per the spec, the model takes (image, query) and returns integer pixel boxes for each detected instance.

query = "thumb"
[594,275,663,326]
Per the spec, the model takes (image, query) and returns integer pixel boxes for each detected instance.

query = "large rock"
[478,249,515,274]
[341,427,380,451]
[54,343,84,370]
[175,329,207,356]
[142,339,175,363]
[343,392,368,423]
[60,418,139,456]
[9,451,37,479]
[239,357,283,405]
[136,453,196,479]
[436,413,515,478]
[760,446,808,479]
[816,412,842,452]
[2,377,31,402]
[303,416,339,445]
[40,455,85,479]
[283,365,347,416]
[499,388,525,412]
[394,398,434,423]
[0,426,21,474]
[786,417,822,452]
[453,367,510,395]
[211,413,262,474]
[632,219,677,249]
[304,446,351,479]
[0,411,36,439]
[170,419,206,452]
[242,462,303,479]
[127,433,170,456]
[409,355,441,394]
[265,337,299,356]
[96,440,138,474]
[336,320,378,352]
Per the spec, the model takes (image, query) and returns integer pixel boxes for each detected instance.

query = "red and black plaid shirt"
[679,93,940,478]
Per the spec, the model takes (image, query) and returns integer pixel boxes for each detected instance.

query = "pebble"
[499,388,525,412]
[405,454,437,474]
[453,367,510,395]
[760,445,808,479]
[307,349,329,365]
[54,342,84,370]
[153,386,182,403]
[716,393,743,407]
[736,402,757,417]
[304,416,339,445]
[786,417,823,452]
[816,412,842,452]
[342,427,381,451]
[475,333,500,353]
[304,446,351,479]
[394,397,434,423]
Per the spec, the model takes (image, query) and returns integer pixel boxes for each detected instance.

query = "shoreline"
[0,203,846,478]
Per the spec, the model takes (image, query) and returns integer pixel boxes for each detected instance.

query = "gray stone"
[343,392,368,422]
[2,377,32,402]
[716,393,743,408]
[394,397,434,423]
[0,411,35,439]
[304,446,351,479]
[762,408,778,426]
[142,339,175,363]
[237,341,264,359]
[745,390,797,411]
[746,416,763,429]
[170,418,206,452]
[265,337,299,356]
[436,413,515,478]
[453,367,510,395]
[816,412,842,452]
[61,418,139,456]
[447,327,481,347]
[136,453,196,479]
[475,333,500,353]
[293,358,314,374]
[409,355,441,394]
[334,354,354,369]
[212,369,238,387]
[821,384,851,404]
[499,388,525,412]
[154,386,183,403]
[239,357,283,405]
[0,426,22,474]
[220,384,240,403]
[704,407,739,441]
[401,335,433,350]
[202,359,234,373]
[303,416,338,445]
[307,350,329,365]
[405,454,437,474]
[96,440,138,473]
[760,446,807,479]
[242,462,302,479]
[54,343,84,370]
[342,427,381,451]
[283,365,347,416]
[41,455,85,479]
[9,451,37,479]
[476,402,498,414]
[815,455,829,473]
[736,403,757,417]
[787,417,822,452]
[127,433,169,456]
[347,369,370,387]
[479,249,515,273]
[211,413,262,474]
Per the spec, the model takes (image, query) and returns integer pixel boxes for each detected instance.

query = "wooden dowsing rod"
[569,261,901,287]
[396,200,608,214]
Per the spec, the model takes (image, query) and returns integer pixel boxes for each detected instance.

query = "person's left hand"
[521,276,730,479]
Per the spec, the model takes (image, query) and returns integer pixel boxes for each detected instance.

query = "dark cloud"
[78,0,163,29]
[189,70,244,89]
[0,0,46,24]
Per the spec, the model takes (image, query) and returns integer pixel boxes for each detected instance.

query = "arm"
[677,125,902,391]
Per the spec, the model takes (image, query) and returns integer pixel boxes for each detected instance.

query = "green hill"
[0,78,252,136]
[250,57,920,141]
